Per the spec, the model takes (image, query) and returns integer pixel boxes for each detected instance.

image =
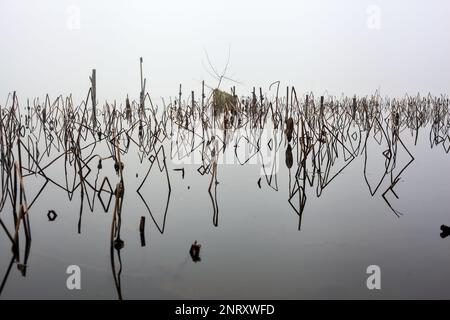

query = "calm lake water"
[1,93,450,299]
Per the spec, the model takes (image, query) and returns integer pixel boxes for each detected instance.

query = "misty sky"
[1,0,449,104]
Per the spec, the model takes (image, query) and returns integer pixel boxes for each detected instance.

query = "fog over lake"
[1,0,449,101]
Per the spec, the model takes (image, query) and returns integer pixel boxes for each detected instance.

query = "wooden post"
[125,95,131,122]
[201,81,205,116]
[140,57,144,94]
[191,90,195,119]
[90,69,96,128]
[252,87,256,115]
[139,57,145,116]
[305,94,309,116]
[139,216,145,233]
[178,84,182,105]
[139,216,146,247]
[320,96,324,118]
[285,86,289,122]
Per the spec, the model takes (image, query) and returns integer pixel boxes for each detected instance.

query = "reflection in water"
[0,68,449,298]
[441,225,450,239]
[103,128,126,300]
[189,241,202,263]
[47,210,57,221]
[139,216,146,247]
[137,145,171,234]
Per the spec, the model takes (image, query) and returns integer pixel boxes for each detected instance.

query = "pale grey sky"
[1,0,449,103]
